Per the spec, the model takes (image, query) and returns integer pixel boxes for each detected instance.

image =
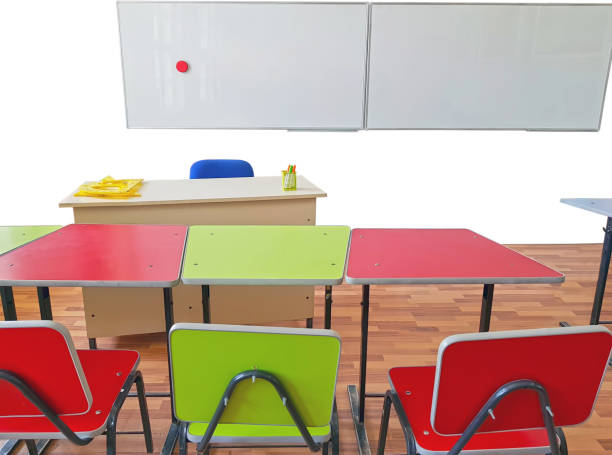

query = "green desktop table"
[0,225,62,321]
[182,225,351,329]
[0,226,62,256]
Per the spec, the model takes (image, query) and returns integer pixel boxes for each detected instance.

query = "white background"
[0,0,611,244]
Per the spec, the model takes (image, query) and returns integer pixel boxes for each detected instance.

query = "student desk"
[0,226,62,320]
[561,198,612,325]
[0,223,188,454]
[58,176,327,339]
[181,225,350,329]
[177,225,349,455]
[344,228,564,455]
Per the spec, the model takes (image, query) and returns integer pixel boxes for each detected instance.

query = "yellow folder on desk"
[74,176,143,198]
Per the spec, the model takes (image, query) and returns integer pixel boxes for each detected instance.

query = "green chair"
[169,323,341,455]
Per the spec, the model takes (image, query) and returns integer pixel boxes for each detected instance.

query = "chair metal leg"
[331,399,340,455]
[556,428,568,455]
[377,392,392,455]
[135,371,154,453]
[25,440,38,455]
[388,391,417,455]
[106,417,117,455]
[179,422,188,455]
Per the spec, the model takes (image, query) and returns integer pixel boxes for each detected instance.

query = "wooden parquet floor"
[2,244,612,455]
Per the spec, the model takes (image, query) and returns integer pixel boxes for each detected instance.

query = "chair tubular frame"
[0,369,153,455]
[175,369,338,455]
[377,379,568,455]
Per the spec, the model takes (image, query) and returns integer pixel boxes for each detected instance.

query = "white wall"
[0,0,610,244]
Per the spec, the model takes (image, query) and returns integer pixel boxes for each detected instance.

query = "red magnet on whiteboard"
[176,60,189,73]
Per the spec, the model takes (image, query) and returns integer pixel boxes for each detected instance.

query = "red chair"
[0,321,153,455]
[377,325,612,455]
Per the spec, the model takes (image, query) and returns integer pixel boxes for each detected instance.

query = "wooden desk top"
[346,228,565,285]
[59,176,327,208]
[0,224,187,287]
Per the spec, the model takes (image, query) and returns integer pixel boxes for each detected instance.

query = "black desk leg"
[161,287,179,455]
[358,284,370,422]
[1,286,17,321]
[36,287,52,320]
[324,285,333,330]
[591,217,612,325]
[479,284,495,332]
[202,285,211,323]
[348,284,371,455]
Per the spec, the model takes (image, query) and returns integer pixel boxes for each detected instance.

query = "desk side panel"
[75,198,317,338]
[72,198,316,225]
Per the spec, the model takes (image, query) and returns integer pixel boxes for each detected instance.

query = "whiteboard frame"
[117,1,370,130]
[365,2,612,131]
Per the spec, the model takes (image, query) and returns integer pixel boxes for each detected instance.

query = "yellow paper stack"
[74,176,143,198]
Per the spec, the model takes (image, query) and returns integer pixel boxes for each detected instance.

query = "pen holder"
[282,171,297,191]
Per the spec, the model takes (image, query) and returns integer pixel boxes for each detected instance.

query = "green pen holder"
[282,171,297,191]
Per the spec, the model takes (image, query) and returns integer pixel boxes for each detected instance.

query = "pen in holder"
[282,166,297,191]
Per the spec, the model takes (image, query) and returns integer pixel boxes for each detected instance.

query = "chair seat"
[389,366,552,455]
[0,349,139,440]
[187,422,331,445]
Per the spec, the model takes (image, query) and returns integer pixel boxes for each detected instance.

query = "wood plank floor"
[2,243,612,455]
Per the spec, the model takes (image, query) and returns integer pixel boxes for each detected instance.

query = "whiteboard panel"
[367,4,612,130]
[118,2,368,129]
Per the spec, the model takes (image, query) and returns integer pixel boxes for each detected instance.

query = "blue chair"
[189,160,254,179]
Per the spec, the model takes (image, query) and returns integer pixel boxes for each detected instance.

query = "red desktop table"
[0,223,188,454]
[344,228,564,455]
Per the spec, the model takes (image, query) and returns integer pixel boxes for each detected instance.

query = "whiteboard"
[366,4,612,130]
[118,2,368,129]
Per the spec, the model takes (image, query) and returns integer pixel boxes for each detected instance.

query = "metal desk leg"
[1,286,17,321]
[561,217,612,328]
[163,285,212,454]
[591,217,612,325]
[479,284,495,332]
[202,285,211,323]
[0,439,20,455]
[348,284,372,455]
[324,285,333,330]
[36,287,52,320]
[161,287,179,455]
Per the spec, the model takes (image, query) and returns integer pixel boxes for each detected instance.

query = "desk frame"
[561,217,612,327]
[344,229,564,455]
[347,281,496,455]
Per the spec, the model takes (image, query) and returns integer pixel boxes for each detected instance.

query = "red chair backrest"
[431,325,612,435]
[0,321,91,417]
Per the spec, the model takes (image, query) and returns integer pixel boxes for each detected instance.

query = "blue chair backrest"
[189,160,254,179]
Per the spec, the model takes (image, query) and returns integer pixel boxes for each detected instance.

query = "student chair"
[377,325,612,455]
[168,323,341,455]
[189,159,254,179]
[0,321,153,455]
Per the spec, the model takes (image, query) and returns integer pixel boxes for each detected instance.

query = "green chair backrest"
[170,323,341,427]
